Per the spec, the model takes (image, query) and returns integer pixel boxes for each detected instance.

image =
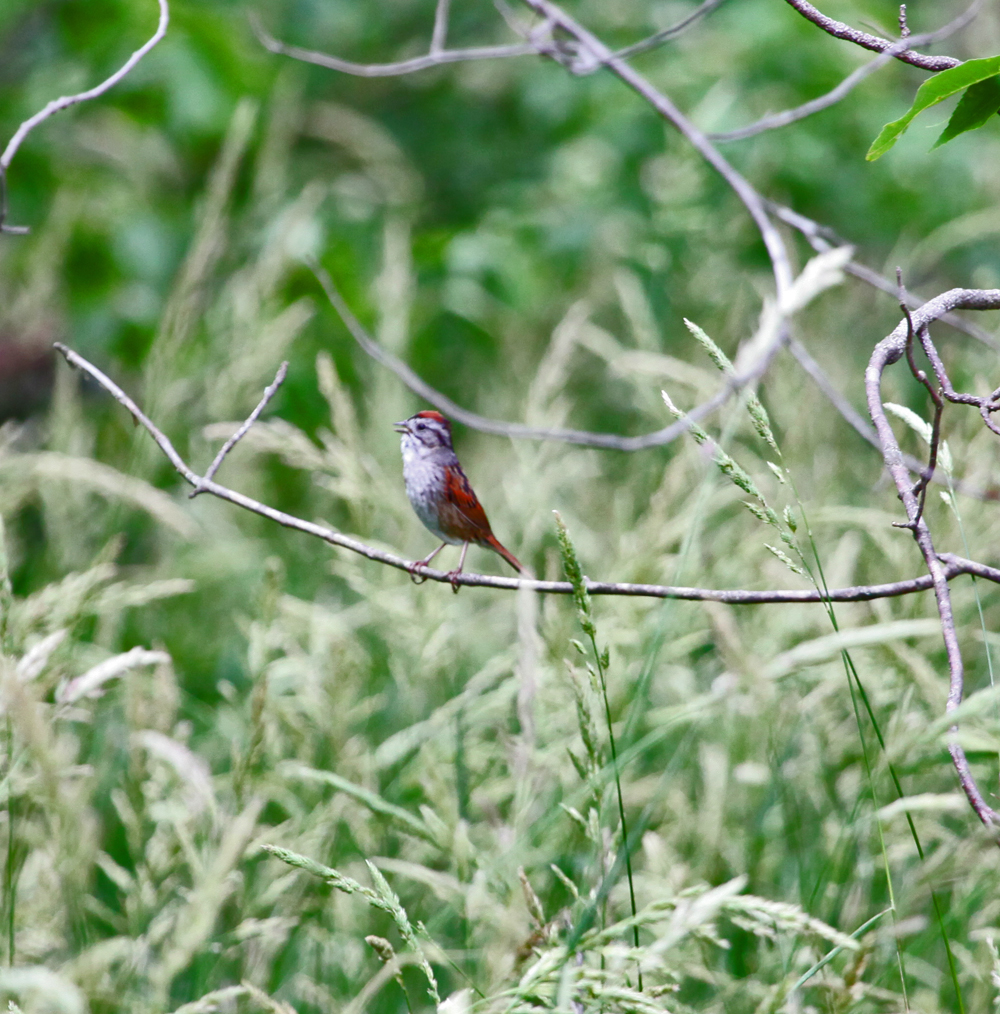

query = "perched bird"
[394,410,522,587]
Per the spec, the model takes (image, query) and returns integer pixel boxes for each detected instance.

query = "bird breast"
[400,445,464,545]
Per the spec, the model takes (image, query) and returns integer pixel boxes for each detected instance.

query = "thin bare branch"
[607,0,727,63]
[431,0,452,54]
[54,342,1000,605]
[712,49,900,142]
[710,0,981,143]
[895,276,945,524]
[313,262,775,451]
[782,0,963,72]
[189,361,288,497]
[249,13,535,78]
[0,0,170,234]
[865,287,1000,830]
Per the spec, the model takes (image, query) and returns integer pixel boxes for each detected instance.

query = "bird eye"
[415,421,426,430]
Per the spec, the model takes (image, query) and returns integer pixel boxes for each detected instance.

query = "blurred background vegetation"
[3,0,1000,1010]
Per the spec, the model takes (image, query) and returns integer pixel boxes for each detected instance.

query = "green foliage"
[933,75,1000,149]
[867,55,1000,160]
[4,0,1000,1012]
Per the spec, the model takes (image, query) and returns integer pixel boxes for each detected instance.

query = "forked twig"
[189,361,289,497]
[865,287,1000,830]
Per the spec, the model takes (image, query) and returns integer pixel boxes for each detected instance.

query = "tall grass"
[5,8,1000,1010]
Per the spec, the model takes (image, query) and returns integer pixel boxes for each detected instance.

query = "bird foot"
[408,562,428,585]
[446,569,463,593]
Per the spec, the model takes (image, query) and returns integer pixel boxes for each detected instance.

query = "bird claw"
[408,563,428,584]
[447,569,463,593]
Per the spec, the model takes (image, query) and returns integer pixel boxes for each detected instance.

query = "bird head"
[394,410,454,453]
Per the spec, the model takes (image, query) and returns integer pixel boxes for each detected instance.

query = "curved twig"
[865,288,1000,829]
[782,0,964,72]
[54,341,1000,605]
[249,13,536,77]
[318,262,1000,500]
[0,0,169,234]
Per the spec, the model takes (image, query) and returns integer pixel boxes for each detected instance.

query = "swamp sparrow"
[395,410,522,587]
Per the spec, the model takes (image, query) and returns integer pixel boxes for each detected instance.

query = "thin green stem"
[791,483,967,1011]
[588,628,641,990]
[844,654,910,1011]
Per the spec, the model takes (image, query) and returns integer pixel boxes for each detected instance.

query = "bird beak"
[393,420,409,434]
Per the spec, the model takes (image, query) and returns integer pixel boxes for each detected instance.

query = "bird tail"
[483,534,522,573]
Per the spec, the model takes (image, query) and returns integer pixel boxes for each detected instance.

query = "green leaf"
[867,55,1000,161]
[932,75,1000,148]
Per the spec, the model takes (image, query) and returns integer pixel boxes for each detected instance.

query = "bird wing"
[437,466,495,543]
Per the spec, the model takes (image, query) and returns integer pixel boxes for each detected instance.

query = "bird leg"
[409,541,446,583]
[446,542,469,593]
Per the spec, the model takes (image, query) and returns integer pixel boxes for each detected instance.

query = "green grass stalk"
[554,512,641,990]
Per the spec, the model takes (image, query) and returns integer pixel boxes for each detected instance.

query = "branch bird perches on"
[54,340,1000,606]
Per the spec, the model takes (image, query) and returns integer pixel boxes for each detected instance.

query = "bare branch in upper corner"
[0,0,170,234]
[781,0,976,72]
[49,342,1000,605]
[604,0,727,64]
[711,0,980,142]
[249,12,536,78]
